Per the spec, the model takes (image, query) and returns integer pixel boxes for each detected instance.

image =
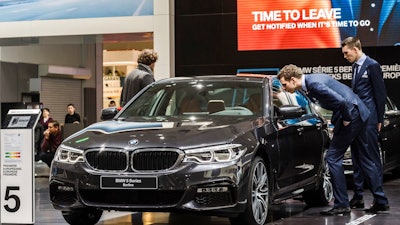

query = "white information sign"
[0,109,40,224]
[0,129,34,224]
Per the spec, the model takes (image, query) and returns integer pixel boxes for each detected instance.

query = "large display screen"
[237,0,400,50]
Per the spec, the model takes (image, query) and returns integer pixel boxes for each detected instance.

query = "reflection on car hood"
[63,117,260,150]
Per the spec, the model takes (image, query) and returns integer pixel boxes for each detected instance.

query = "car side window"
[289,91,312,114]
[272,79,316,128]
[272,80,288,110]
[271,78,311,115]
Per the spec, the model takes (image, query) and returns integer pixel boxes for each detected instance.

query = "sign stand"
[0,109,41,224]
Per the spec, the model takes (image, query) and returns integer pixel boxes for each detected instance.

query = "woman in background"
[39,108,53,130]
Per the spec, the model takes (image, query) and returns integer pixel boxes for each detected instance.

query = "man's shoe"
[365,203,390,214]
[320,207,351,216]
[349,198,364,209]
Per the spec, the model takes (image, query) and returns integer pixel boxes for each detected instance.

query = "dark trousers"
[351,123,388,205]
[326,107,366,208]
[39,151,55,167]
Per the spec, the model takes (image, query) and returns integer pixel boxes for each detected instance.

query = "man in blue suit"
[341,37,389,213]
[277,64,375,215]
[331,0,400,46]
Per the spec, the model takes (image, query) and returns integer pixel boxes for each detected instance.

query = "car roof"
[155,74,273,84]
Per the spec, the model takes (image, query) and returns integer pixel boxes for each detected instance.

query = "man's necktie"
[352,63,359,89]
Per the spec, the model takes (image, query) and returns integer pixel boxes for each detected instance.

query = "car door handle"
[297,127,304,135]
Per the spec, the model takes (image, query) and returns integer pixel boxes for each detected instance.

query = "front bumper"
[49,159,249,215]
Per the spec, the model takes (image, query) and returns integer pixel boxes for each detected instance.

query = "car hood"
[63,117,261,150]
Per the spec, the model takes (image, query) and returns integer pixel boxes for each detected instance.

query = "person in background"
[39,107,54,130]
[277,64,370,216]
[40,120,62,167]
[120,49,158,106]
[35,107,54,161]
[65,103,81,124]
[34,123,44,162]
[108,100,116,107]
[341,37,389,213]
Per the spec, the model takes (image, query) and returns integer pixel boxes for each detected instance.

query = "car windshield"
[119,80,264,119]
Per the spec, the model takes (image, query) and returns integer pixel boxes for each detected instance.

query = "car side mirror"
[278,105,304,119]
[101,107,119,121]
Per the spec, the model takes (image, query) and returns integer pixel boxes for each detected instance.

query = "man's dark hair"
[49,120,60,129]
[277,64,303,81]
[341,37,362,51]
[137,49,158,65]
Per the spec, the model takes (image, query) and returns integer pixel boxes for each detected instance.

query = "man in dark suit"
[332,0,400,46]
[341,37,389,213]
[120,49,158,107]
[277,64,374,215]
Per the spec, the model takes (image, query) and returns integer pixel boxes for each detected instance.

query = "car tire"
[302,158,333,206]
[229,156,270,225]
[62,209,103,225]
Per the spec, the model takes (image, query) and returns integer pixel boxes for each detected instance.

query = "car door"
[272,83,323,189]
[273,86,325,190]
[288,91,325,181]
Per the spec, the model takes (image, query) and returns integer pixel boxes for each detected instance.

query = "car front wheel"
[230,156,270,225]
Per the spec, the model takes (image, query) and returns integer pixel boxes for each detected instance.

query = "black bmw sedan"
[49,75,332,225]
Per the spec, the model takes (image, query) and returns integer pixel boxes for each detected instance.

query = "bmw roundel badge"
[128,139,139,146]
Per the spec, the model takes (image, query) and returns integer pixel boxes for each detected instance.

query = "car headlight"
[184,144,246,163]
[54,144,84,164]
